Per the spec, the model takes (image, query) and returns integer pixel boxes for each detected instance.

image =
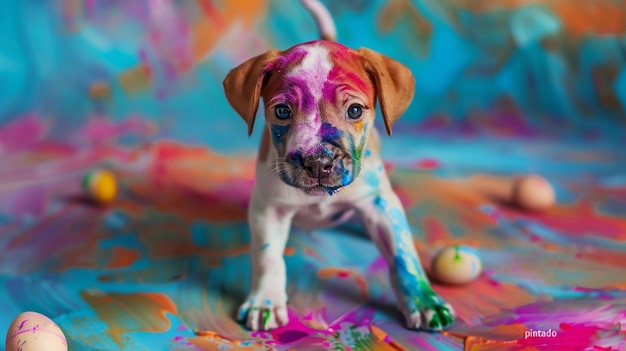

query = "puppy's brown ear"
[223,50,280,136]
[357,48,415,136]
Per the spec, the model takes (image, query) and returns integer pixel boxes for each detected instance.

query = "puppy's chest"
[291,202,357,231]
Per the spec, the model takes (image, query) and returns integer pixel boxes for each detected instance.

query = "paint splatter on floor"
[1,127,625,350]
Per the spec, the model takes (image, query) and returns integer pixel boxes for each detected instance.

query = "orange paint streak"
[192,0,267,62]
[318,267,349,279]
[81,291,177,345]
[118,65,152,92]
[191,21,220,63]
[378,0,433,58]
[392,172,513,249]
[354,120,364,133]
[196,0,224,26]
[303,247,324,260]
[576,248,626,269]
[552,1,626,37]
[451,0,626,37]
[106,247,140,269]
[146,240,250,260]
[284,246,296,256]
[464,336,536,351]
[43,209,104,272]
[607,282,626,290]
[370,324,407,351]
[195,330,232,340]
[114,141,256,223]
[446,323,528,342]
[355,276,369,300]
[317,268,369,300]
[7,205,74,249]
[433,276,539,326]
[422,215,452,246]
[188,335,264,349]
[502,199,626,241]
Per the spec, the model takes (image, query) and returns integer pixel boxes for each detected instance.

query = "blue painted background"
[1,0,625,152]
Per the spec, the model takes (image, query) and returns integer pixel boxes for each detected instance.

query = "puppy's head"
[223,41,415,196]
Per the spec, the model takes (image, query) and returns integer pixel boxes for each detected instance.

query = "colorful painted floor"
[1,123,626,351]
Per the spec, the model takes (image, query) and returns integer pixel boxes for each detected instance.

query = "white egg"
[431,245,482,285]
[512,175,555,212]
[5,311,67,351]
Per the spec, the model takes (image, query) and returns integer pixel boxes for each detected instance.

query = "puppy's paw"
[237,295,289,331]
[404,301,456,331]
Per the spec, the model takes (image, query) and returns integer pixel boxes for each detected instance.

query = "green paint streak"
[454,246,461,261]
[262,309,271,328]
[348,132,367,177]
[82,171,93,190]
[428,306,453,330]
[353,329,376,350]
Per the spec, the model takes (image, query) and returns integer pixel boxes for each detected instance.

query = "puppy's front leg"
[238,197,292,331]
[362,191,456,331]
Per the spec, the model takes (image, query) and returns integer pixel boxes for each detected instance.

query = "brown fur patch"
[258,127,271,163]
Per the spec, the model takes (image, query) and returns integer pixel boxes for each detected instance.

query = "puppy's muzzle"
[303,153,333,179]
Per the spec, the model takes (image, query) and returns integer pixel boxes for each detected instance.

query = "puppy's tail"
[300,0,337,42]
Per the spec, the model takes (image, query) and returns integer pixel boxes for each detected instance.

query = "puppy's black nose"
[303,154,333,179]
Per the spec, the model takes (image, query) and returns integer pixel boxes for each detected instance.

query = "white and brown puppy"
[223,1,455,332]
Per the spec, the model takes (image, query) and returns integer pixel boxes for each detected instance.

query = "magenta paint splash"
[280,78,316,113]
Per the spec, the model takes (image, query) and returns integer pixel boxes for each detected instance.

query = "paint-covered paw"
[237,295,289,331]
[404,302,456,331]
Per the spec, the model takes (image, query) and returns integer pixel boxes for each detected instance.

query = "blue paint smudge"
[286,150,304,167]
[363,170,380,189]
[261,243,270,250]
[271,124,290,148]
[338,159,352,186]
[191,221,209,247]
[373,194,447,322]
[238,306,248,321]
[393,254,431,311]
[104,210,130,230]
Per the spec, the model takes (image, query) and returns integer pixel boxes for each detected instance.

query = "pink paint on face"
[322,68,370,104]
[268,48,308,71]
[278,43,334,153]
[323,46,373,104]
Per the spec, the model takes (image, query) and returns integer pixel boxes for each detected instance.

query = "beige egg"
[512,175,555,211]
[5,311,67,351]
[431,246,482,285]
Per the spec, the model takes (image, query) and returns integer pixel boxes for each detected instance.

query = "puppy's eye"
[346,104,363,120]
[275,104,292,119]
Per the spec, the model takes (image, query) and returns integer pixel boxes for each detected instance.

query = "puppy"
[222,0,455,332]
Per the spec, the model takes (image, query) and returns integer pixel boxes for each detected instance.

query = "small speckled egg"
[512,174,555,212]
[83,169,117,204]
[5,311,67,351]
[431,246,482,285]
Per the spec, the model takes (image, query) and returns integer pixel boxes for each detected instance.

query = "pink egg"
[5,312,67,351]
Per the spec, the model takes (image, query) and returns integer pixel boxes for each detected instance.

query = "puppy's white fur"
[225,1,456,333]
